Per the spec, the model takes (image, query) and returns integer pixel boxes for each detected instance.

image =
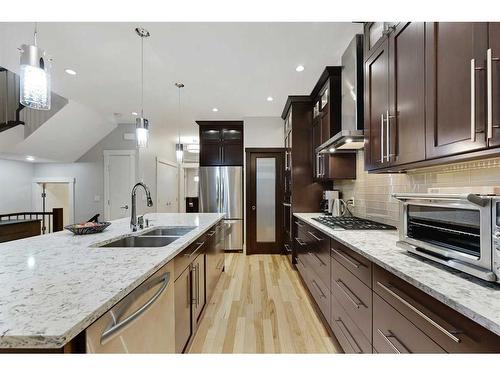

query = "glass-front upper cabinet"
[200,128,221,142]
[222,127,242,142]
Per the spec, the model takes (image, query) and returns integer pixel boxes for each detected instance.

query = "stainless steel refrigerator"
[199,166,243,251]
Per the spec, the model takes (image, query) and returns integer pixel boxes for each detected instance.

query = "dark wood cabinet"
[364,39,390,171]
[310,67,356,181]
[373,264,500,353]
[282,97,324,264]
[425,22,489,159]
[364,22,426,171]
[197,121,243,166]
[0,220,41,243]
[363,22,400,62]
[388,22,426,165]
[487,23,500,148]
[294,218,500,354]
[373,293,445,353]
[362,22,500,172]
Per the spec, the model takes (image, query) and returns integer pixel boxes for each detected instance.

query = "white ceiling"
[0,22,362,142]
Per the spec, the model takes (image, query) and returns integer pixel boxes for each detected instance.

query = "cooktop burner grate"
[312,216,397,230]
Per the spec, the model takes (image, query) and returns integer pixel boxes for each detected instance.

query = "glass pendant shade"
[19,44,51,110]
[136,117,149,148]
[176,143,184,163]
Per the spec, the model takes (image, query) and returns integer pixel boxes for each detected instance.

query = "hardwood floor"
[188,253,340,353]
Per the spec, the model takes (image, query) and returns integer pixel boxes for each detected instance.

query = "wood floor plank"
[188,253,338,353]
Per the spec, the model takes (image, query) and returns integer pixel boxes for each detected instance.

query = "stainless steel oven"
[393,193,500,283]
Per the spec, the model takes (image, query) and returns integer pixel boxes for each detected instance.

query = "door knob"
[120,205,129,210]
[252,205,256,210]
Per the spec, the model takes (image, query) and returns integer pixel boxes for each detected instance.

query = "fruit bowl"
[64,221,111,235]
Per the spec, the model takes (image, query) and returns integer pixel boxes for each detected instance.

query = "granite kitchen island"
[0,213,224,351]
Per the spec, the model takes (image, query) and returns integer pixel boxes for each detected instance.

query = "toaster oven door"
[395,194,492,274]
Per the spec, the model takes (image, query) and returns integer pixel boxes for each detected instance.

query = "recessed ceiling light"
[296,65,305,72]
[65,69,77,76]
[212,108,219,112]
[26,155,34,161]
[132,112,138,116]
[267,96,274,102]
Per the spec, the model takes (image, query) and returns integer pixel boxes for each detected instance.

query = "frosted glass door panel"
[256,157,276,242]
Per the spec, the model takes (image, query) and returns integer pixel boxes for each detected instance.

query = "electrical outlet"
[347,197,355,207]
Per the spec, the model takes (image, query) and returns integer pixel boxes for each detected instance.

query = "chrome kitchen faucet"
[130,182,153,231]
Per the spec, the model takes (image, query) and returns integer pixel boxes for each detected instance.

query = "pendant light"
[175,82,184,163]
[19,22,51,110]
[135,27,151,148]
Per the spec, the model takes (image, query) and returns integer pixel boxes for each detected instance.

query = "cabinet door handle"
[331,248,362,269]
[386,109,390,161]
[185,242,205,258]
[335,279,363,309]
[487,48,500,139]
[380,113,385,162]
[191,265,197,306]
[307,231,324,242]
[471,58,476,141]
[377,329,410,354]
[376,282,461,343]
[335,318,362,354]
[196,262,200,306]
[294,221,304,227]
[295,237,306,246]
[312,279,326,299]
[309,251,326,267]
[284,244,292,253]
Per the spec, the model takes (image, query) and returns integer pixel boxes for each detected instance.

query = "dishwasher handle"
[100,272,171,345]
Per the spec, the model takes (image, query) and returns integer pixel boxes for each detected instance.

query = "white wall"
[34,124,177,222]
[34,162,102,223]
[242,116,284,252]
[0,159,34,214]
[243,117,284,148]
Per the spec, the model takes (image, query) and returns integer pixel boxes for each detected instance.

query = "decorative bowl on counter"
[64,222,111,235]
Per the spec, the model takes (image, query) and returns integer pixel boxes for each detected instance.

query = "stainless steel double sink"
[99,226,196,248]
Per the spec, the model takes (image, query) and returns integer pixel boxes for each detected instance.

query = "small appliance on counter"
[320,190,348,217]
[393,189,500,283]
[320,190,338,214]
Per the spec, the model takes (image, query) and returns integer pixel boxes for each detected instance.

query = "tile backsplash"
[333,151,500,228]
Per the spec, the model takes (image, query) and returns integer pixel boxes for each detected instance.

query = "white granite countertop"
[294,213,500,336]
[0,213,224,349]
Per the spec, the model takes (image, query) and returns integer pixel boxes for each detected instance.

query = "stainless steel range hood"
[316,34,364,154]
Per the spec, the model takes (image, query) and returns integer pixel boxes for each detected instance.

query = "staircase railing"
[0,208,63,234]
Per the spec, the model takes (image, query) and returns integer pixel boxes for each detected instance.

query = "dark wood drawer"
[296,252,311,285]
[373,293,445,353]
[308,270,331,323]
[304,250,330,290]
[331,258,372,339]
[330,237,372,287]
[373,265,500,353]
[331,294,372,353]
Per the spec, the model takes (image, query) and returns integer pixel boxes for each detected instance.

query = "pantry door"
[157,159,179,213]
[104,150,136,220]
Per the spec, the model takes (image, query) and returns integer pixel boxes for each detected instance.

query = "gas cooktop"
[312,216,397,230]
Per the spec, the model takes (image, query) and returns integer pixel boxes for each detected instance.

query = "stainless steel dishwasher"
[86,261,175,353]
